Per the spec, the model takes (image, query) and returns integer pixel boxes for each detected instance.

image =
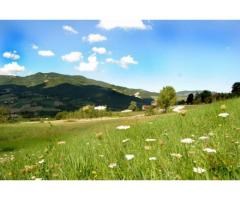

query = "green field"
[0,98,240,180]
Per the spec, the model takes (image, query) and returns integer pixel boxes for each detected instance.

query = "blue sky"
[0,20,240,92]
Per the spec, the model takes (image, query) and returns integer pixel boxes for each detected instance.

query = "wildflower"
[170,153,182,159]
[159,139,165,146]
[96,132,103,140]
[144,146,151,150]
[199,136,209,140]
[193,167,206,174]
[145,138,157,142]
[108,163,117,168]
[149,157,157,161]
[208,132,214,136]
[116,125,130,130]
[203,148,216,154]
[34,178,43,181]
[57,141,66,145]
[122,138,130,143]
[125,154,135,160]
[220,104,226,111]
[21,165,37,174]
[38,159,45,164]
[180,138,195,144]
[180,110,187,116]
[218,112,229,118]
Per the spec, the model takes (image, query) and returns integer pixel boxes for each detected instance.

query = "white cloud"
[38,50,55,57]
[62,51,83,62]
[97,20,151,30]
[76,55,98,72]
[32,44,39,50]
[105,58,118,64]
[3,51,20,60]
[63,25,78,34]
[92,47,107,54]
[0,62,25,75]
[105,55,138,69]
[83,34,107,43]
[120,55,138,68]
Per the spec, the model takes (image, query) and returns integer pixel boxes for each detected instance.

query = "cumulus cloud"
[3,51,20,60]
[0,62,25,75]
[63,25,78,34]
[38,50,55,57]
[83,34,107,43]
[92,47,107,54]
[76,55,98,72]
[97,20,151,30]
[62,51,83,62]
[105,55,138,69]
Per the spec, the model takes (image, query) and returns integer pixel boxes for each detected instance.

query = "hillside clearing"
[0,98,240,180]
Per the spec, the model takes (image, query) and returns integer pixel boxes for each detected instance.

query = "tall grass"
[0,98,240,180]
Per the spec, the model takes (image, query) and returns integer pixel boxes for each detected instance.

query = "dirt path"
[22,113,157,125]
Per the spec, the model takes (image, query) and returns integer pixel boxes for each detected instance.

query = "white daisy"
[122,138,130,143]
[125,154,135,160]
[57,141,66,145]
[145,138,157,142]
[193,167,206,174]
[149,157,157,161]
[218,112,229,118]
[199,136,209,140]
[170,153,182,159]
[116,125,130,130]
[108,163,117,168]
[38,159,45,164]
[180,138,195,144]
[203,148,216,154]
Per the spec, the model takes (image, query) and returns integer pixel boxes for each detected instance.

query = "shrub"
[0,106,10,123]
[157,86,176,112]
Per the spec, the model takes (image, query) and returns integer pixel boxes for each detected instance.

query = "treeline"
[179,82,240,105]
[55,105,112,120]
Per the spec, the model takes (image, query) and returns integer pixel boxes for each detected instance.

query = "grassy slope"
[0,72,158,98]
[0,98,240,180]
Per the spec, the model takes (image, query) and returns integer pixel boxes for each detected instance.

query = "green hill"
[0,73,156,117]
[0,72,158,99]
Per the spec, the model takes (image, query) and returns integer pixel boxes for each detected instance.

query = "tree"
[200,90,212,103]
[232,82,240,96]
[157,86,176,112]
[128,101,137,111]
[186,93,194,104]
[0,106,10,123]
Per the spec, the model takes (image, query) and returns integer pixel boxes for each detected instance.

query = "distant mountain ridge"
[0,73,156,117]
[0,72,204,117]
[0,72,158,99]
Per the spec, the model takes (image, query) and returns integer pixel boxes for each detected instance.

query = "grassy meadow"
[0,98,240,180]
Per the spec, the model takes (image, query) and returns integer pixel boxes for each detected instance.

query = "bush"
[232,82,240,96]
[157,86,176,112]
[55,105,112,120]
[186,93,194,104]
[128,101,138,111]
[0,107,10,123]
[144,106,155,116]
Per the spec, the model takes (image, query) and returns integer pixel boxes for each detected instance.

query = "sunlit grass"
[0,98,240,180]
